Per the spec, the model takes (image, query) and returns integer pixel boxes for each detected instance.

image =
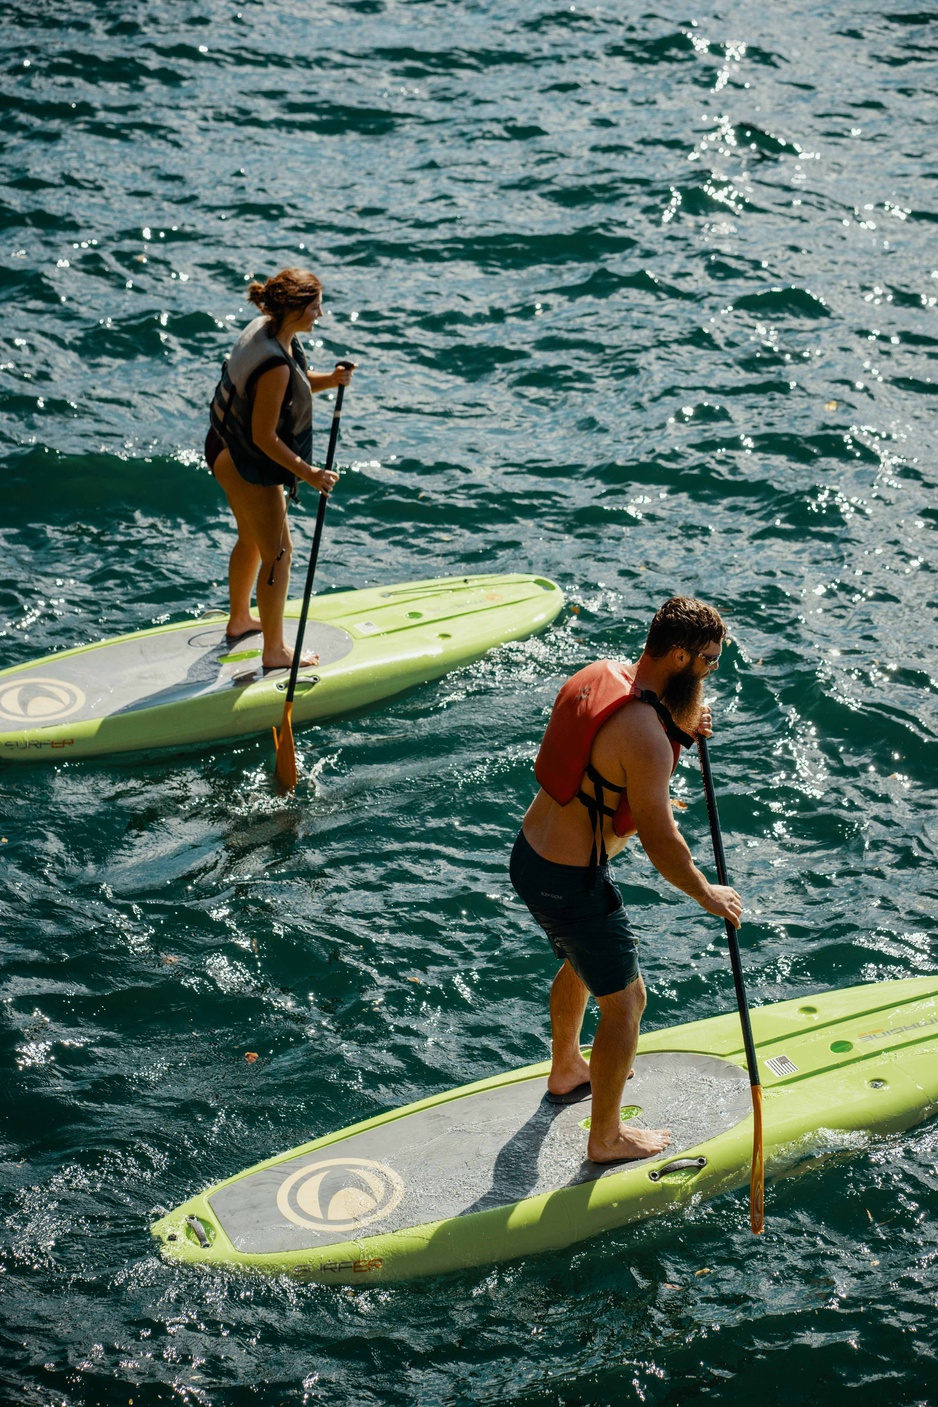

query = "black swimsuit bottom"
[204,426,224,474]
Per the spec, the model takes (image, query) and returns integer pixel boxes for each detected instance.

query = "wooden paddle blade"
[273,701,298,791]
[749,1082,765,1234]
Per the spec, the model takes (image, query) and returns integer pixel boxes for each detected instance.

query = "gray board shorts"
[510,830,640,998]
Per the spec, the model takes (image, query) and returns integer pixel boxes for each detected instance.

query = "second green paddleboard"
[0,572,562,761]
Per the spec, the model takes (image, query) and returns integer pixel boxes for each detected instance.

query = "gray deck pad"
[209,1052,751,1254]
[0,621,354,727]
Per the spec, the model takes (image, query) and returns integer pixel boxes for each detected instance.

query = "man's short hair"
[645,596,726,658]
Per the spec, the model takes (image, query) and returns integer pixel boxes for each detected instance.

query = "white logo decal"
[859,1014,938,1042]
[0,677,86,723]
[276,1157,404,1232]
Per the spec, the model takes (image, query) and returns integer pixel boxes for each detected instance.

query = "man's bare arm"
[623,710,742,927]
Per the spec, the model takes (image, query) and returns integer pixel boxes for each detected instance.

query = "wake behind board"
[0,573,562,761]
[152,975,938,1285]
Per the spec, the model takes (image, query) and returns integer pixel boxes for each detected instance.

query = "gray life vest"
[209,315,313,491]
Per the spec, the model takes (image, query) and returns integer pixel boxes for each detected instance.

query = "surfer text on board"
[510,597,743,1165]
[206,268,356,671]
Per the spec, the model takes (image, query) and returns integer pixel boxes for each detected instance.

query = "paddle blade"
[749,1083,765,1234]
[273,701,298,791]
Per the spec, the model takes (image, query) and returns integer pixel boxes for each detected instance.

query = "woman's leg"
[213,450,317,669]
[227,542,263,639]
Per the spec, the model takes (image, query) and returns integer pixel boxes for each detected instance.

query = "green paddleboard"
[151,975,938,1284]
[0,573,562,762]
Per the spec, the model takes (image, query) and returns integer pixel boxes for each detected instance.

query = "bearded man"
[510,596,743,1164]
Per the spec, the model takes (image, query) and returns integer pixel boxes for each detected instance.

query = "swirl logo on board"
[276,1158,405,1233]
[0,677,86,724]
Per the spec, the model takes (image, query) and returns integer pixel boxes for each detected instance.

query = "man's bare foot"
[262,646,319,670]
[546,1052,591,1101]
[226,616,262,639]
[587,1126,671,1164]
[547,1061,635,1100]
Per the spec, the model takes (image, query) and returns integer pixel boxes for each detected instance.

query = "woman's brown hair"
[247,268,323,331]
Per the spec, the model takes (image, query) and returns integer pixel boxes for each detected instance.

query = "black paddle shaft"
[697,735,761,1090]
[282,362,354,708]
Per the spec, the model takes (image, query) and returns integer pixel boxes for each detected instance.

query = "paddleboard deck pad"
[0,573,562,761]
[151,976,938,1284]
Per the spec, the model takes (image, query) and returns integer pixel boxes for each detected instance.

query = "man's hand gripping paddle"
[273,362,354,790]
[697,734,765,1234]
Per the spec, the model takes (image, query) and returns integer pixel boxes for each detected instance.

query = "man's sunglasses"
[685,647,721,669]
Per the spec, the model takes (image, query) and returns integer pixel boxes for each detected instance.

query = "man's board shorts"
[510,830,640,998]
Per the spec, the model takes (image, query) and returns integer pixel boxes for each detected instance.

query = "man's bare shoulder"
[593,699,673,777]
[600,697,671,743]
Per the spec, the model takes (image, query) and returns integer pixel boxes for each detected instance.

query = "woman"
[206,268,355,670]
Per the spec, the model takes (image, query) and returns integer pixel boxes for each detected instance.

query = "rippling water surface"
[2,1,937,1403]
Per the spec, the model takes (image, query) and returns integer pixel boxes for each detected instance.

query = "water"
[2,1,937,1402]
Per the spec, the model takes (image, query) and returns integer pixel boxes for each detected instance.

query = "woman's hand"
[307,363,357,394]
[303,466,340,494]
[332,362,356,387]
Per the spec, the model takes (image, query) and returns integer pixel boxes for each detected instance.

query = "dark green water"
[2,1,937,1402]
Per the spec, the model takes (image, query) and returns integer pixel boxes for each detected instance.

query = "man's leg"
[586,976,671,1163]
[547,960,591,1097]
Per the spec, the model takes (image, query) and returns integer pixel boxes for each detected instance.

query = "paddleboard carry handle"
[275,674,320,693]
[648,1156,707,1181]
[185,1214,211,1249]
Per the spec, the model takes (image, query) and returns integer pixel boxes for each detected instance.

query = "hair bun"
[245,268,322,327]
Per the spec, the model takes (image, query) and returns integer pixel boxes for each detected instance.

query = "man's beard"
[660,661,705,730]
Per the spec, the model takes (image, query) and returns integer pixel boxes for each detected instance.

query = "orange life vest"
[534,659,693,871]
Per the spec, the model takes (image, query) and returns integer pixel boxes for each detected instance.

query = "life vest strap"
[638,689,695,748]
[573,699,692,885]
[576,763,625,885]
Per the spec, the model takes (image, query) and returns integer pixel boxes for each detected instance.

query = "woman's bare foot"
[262,646,319,670]
[226,615,262,639]
[587,1125,671,1164]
